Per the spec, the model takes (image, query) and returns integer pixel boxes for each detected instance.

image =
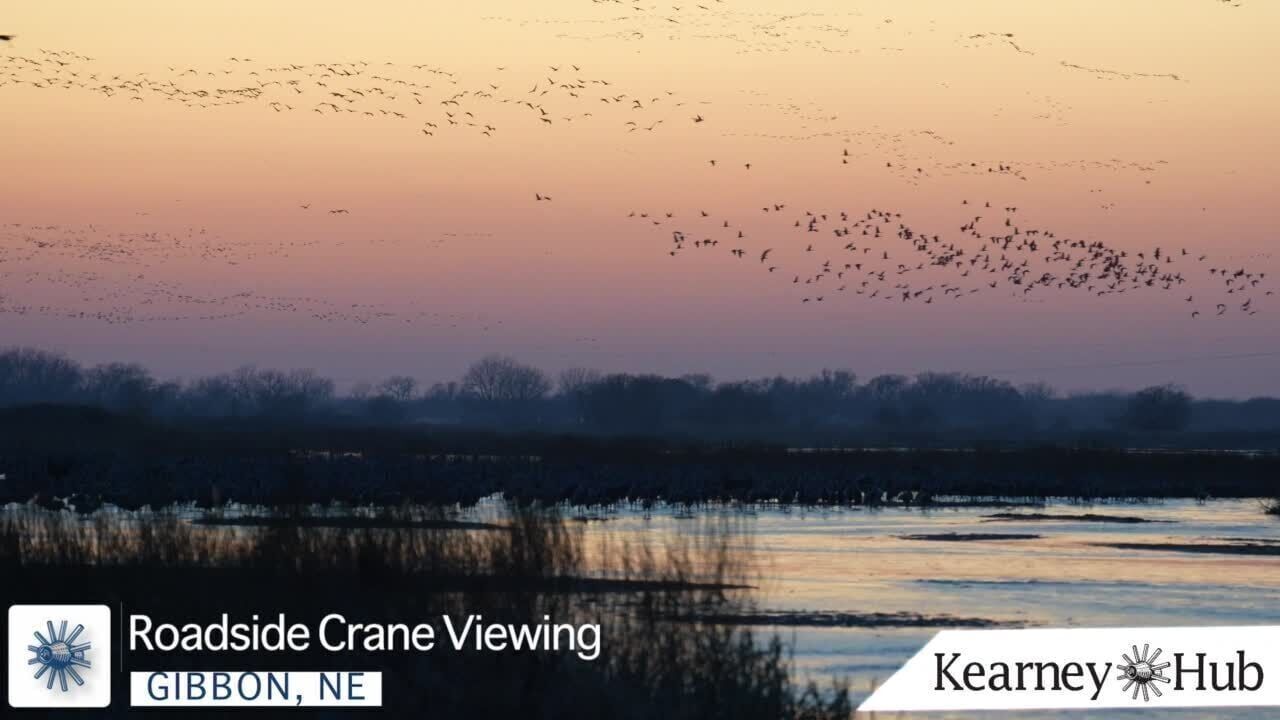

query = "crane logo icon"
[27,619,93,692]
[8,604,111,708]
[1116,643,1171,701]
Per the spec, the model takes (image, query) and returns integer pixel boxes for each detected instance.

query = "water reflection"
[4,497,1275,717]
[556,499,1279,718]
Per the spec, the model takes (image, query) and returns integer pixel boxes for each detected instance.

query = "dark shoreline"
[2,405,1278,509]
[982,512,1170,524]
[1095,541,1280,557]
[898,532,1041,542]
[665,610,1012,629]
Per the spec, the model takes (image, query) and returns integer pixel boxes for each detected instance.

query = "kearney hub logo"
[8,605,112,708]
[860,627,1275,712]
[1116,642,1171,701]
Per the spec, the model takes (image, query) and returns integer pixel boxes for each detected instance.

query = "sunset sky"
[2,1,1276,396]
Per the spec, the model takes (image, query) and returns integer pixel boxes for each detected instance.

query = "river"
[550,498,1280,718]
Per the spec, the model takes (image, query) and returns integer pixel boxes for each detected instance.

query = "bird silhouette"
[629,194,1271,318]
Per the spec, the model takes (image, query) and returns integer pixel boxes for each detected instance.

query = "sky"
[1,1,1277,397]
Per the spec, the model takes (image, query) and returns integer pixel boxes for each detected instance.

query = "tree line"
[2,346,1278,440]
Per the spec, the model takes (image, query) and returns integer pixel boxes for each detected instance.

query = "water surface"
[560,499,1280,718]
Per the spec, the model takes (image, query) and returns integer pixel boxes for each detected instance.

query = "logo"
[859,626,1276,712]
[1116,643,1170,701]
[28,619,93,692]
[8,605,112,708]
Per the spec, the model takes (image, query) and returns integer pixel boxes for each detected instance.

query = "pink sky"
[1,1,1277,396]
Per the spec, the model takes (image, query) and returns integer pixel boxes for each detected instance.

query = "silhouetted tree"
[1123,384,1192,432]
[765,369,857,429]
[690,382,777,434]
[0,345,1275,441]
[557,367,602,426]
[378,376,418,403]
[0,347,83,405]
[579,374,700,434]
[182,374,241,416]
[83,362,159,416]
[239,367,335,419]
[462,355,550,403]
[461,355,551,425]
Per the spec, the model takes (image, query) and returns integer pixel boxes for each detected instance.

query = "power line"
[972,350,1280,376]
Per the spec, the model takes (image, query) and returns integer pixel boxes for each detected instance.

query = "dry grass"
[1,504,849,719]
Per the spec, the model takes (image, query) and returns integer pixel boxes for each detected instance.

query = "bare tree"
[557,367,601,397]
[83,362,157,415]
[0,347,83,405]
[557,367,601,425]
[462,355,550,403]
[244,368,335,418]
[1123,384,1192,432]
[459,355,551,427]
[377,375,418,403]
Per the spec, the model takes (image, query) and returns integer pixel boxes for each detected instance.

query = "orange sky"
[1,1,1277,396]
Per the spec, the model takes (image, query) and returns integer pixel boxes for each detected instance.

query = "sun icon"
[27,619,92,692]
[1116,643,1170,701]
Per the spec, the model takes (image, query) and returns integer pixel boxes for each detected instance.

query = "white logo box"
[860,625,1279,712]
[8,604,112,708]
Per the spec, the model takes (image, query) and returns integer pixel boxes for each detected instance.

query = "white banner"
[130,671,382,707]
[859,626,1277,712]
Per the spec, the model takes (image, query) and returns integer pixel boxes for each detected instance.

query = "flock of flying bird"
[0,220,492,328]
[0,41,706,328]
[634,197,1271,318]
[0,7,1272,328]
[0,46,700,142]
